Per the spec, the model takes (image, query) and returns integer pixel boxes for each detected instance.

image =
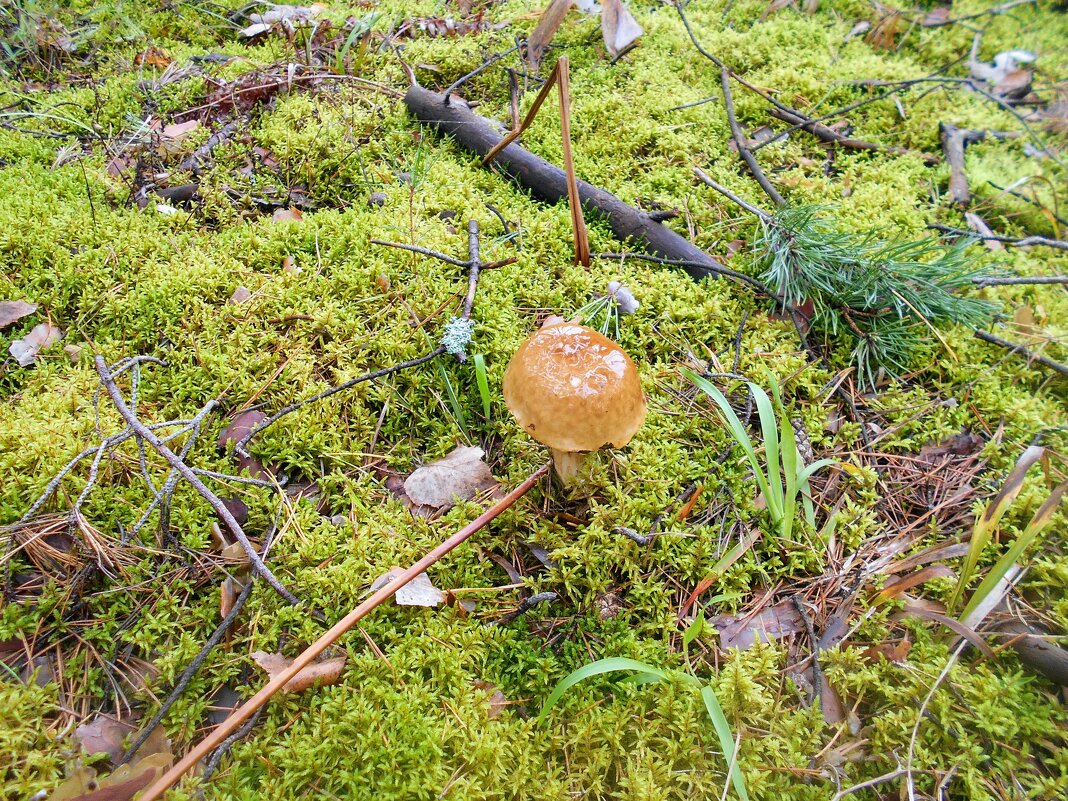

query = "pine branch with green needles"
[753,205,997,386]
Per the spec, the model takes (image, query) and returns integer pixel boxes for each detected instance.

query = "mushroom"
[503,319,646,483]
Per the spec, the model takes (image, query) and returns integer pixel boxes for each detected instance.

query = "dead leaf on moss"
[47,728,172,801]
[714,601,804,649]
[229,286,253,305]
[473,680,509,718]
[601,0,642,59]
[10,322,62,366]
[527,0,572,70]
[921,7,951,26]
[994,68,1033,101]
[134,47,172,68]
[251,650,346,692]
[370,567,446,607]
[272,207,303,223]
[0,299,37,329]
[403,446,498,509]
[74,714,137,762]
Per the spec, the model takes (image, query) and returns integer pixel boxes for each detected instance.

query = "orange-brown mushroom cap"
[503,322,647,453]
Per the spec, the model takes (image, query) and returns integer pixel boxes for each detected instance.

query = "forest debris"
[714,601,804,650]
[965,212,1005,250]
[0,299,37,328]
[527,0,572,70]
[600,0,643,60]
[404,87,720,277]
[940,123,986,206]
[10,322,62,366]
[370,567,446,607]
[158,120,200,155]
[134,47,172,68]
[47,734,172,801]
[240,4,325,38]
[861,638,912,664]
[251,651,347,692]
[403,446,498,509]
[75,714,137,762]
[229,286,252,305]
[472,680,510,718]
[271,207,303,223]
[969,48,1036,86]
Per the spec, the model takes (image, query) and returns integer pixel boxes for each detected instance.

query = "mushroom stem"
[551,449,586,483]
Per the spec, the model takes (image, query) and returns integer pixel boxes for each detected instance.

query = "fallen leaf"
[759,0,796,24]
[969,49,1036,85]
[10,322,62,366]
[527,0,573,70]
[271,207,303,222]
[0,299,37,329]
[370,567,446,607]
[240,4,324,38]
[472,680,509,718]
[134,47,171,68]
[861,638,911,664]
[964,211,1005,251]
[994,68,1033,101]
[921,7,951,26]
[229,286,253,304]
[250,650,347,692]
[403,446,498,509]
[74,714,137,762]
[844,20,870,41]
[601,0,642,59]
[218,411,268,450]
[714,600,804,650]
[64,344,82,363]
[161,119,199,140]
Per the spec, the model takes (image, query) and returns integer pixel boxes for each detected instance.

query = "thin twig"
[720,67,785,207]
[95,357,301,605]
[118,577,256,764]
[932,225,1068,252]
[767,107,939,163]
[137,462,551,801]
[692,167,772,220]
[972,275,1068,287]
[594,251,772,295]
[442,43,522,103]
[236,224,488,456]
[202,707,265,779]
[974,330,1068,378]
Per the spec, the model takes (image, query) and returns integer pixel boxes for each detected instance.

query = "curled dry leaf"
[74,714,137,763]
[48,726,172,801]
[403,446,498,509]
[251,650,347,692]
[714,600,804,650]
[600,0,642,59]
[472,680,509,719]
[272,207,303,223]
[10,322,62,366]
[370,567,446,607]
[0,299,37,329]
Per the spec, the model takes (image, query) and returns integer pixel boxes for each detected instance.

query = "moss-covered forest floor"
[2,1,1068,799]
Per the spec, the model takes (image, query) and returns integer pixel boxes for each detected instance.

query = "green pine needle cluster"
[754,205,997,387]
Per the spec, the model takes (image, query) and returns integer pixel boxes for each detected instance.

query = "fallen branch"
[768,107,939,164]
[974,330,1068,378]
[720,66,785,207]
[95,357,301,605]
[178,118,242,173]
[136,461,551,801]
[403,85,721,278]
[940,123,987,206]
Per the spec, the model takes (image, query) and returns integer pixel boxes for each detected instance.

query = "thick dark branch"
[403,85,721,278]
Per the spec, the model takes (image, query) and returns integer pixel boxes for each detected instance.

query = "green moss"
[2,1,1067,799]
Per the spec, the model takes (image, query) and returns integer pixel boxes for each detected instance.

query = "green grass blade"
[434,356,468,436]
[473,354,491,418]
[749,384,784,523]
[538,657,686,725]
[959,481,1067,623]
[700,685,749,801]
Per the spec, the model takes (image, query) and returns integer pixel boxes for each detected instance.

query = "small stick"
[720,67,785,207]
[442,43,522,103]
[974,330,1068,378]
[767,107,939,164]
[178,118,241,173]
[118,577,256,764]
[972,275,1068,286]
[692,167,772,220]
[940,123,986,206]
[931,225,1068,253]
[594,250,772,295]
[136,462,551,801]
[95,357,301,605]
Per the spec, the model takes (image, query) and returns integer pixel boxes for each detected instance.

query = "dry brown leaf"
[403,446,498,509]
[874,565,956,603]
[0,299,37,329]
[994,68,1033,100]
[134,47,172,68]
[714,600,804,650]
[10,322,62,366]
[759,0,795,23]
[251,650,347,692]
[272,207,303,222]
[370,567,446,607]
[47,729,172,801]
[861,638,912,664]
[74,714,137,762]
[472,680,509,718]
[527,0,572,70]
[601,0,643,59]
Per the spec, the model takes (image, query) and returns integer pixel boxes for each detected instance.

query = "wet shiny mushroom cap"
[503,322,647,453]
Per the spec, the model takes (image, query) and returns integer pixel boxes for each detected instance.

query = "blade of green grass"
[700,685,749,801]
[473,354,491,418]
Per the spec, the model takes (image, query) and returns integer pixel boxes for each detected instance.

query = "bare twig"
[974,330,1068,378]
[235,223,489,456]
[720,67,785,207]
[932,225,1068,252]
[137,462,551,801]
[940,124,987,206]
[971,274,1068,287]
[442,42,522,103]
[692,168,772,220]
[118,576,256,764]
[95,357,301,605]
[768,107,939,163]
[178,118,241,173]
[594,250,771,294]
